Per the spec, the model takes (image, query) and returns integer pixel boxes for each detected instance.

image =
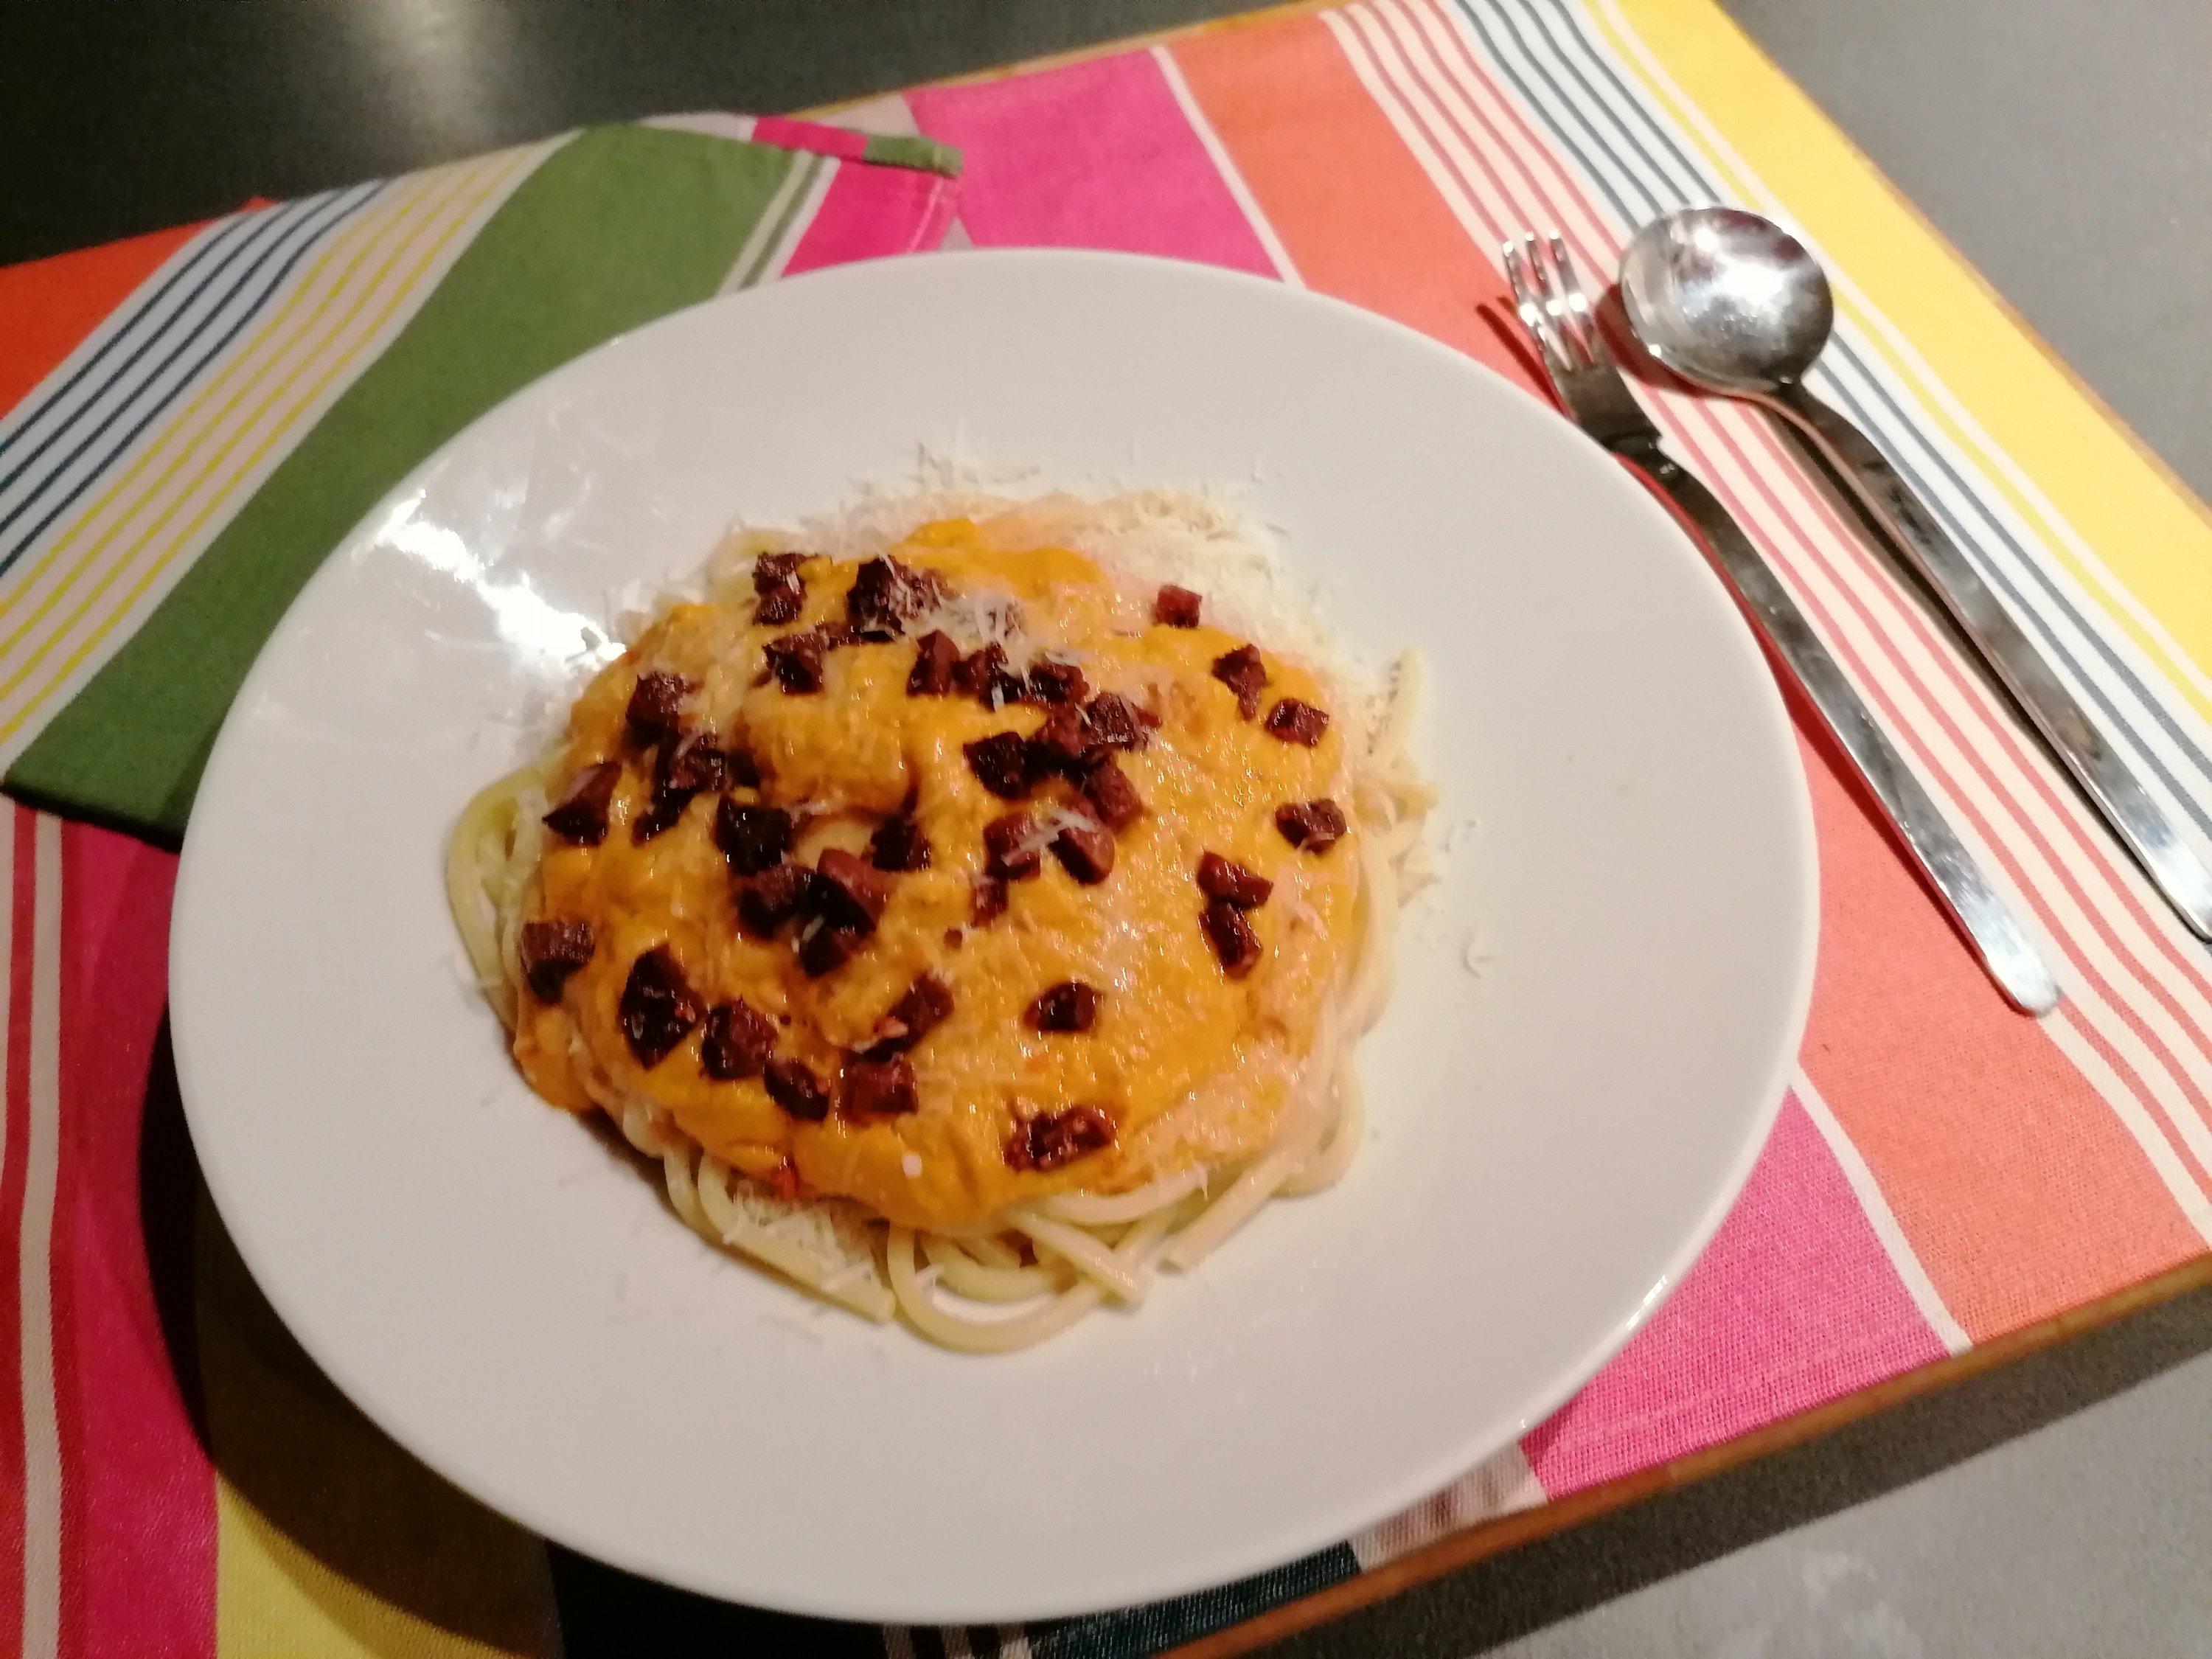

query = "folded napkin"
[10,4,2212,1656]
[0,116,958,842]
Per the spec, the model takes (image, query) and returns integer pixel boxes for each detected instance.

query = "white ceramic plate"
[172,250,1815,1624]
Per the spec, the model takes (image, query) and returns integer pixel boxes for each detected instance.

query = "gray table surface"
[7,1,2210,1653]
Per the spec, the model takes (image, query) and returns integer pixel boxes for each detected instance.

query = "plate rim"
[170,246,1820,1622]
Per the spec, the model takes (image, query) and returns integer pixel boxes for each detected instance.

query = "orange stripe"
[0,221,207,419]
[1792,730,2205,1340]
[1169,17,1543,389]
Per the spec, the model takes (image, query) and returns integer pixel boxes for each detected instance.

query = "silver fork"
[1503,233,2059,1015]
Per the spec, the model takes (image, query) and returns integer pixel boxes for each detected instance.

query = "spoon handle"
[1771,381,2212,941]
[1627,447,2059,1014]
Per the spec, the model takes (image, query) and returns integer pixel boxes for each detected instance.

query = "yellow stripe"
[1595,0,2212,715]
[0,147,539,740]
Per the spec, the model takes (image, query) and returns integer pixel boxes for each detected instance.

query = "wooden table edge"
[1160,1250,2212,1657]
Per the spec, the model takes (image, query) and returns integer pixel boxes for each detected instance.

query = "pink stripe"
[52,824,209,1658]
[1520,1096,1947,1494]
[781,161,961,278]
[1,807,32,1630]
[749,115,872,162]
[910,53,1278,271]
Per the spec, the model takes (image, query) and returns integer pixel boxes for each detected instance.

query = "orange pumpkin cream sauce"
[512,519,1363,1233]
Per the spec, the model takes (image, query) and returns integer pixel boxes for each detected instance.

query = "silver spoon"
[1621,206,2212,942]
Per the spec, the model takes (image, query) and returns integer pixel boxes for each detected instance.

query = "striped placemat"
[7,3,2212,1655]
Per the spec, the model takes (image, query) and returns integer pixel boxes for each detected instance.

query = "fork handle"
[1624,442,2059,1015]
[1771,380,2212,941]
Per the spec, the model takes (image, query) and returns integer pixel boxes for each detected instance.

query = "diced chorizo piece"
[970,876,1009,928]
[725,746,762,788]
[1004,1104,1117,1172]
[983,813,1043,881]
[765,1057,831,1121]
[907,630,959,695]
[869,813,931,872]
[1027,706,1092,777]
[1211,646,1269,720]
[714,800,793,874]
[753,552,807,625]
[700,999,776,1081]
[955,642,1028,709]
[1026,658,1088,705]
[846,555,943,641]
[619,947,704,1068]
[964,731,1034,799]
[1197,851,1273,910]
[737,861,815,937]
[1274,798,1349,854]
[815,619,858,650]
[797,921,864,978]
[1263,698,1330,746]
[630,791,692,844]
[762,630,827,694]
[518,919,594,1002]
[541,761,620,845]
[1025,981,1100,1034]
[814,849,891,933]
[1153,585,1203,627]
[872,972,953,1054]
[1051,818,1116,885]
[625,672,692,746]
[755,574,804,625]
[1202,898,1262,978]
[657,731,731,796]
[1079,757,1144,832]
[1082,691,1150,753]
[842,1055,918,1117]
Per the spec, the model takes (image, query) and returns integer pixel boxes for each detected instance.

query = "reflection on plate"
[173,250,1815,1623]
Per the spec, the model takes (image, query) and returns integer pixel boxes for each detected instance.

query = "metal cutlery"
[1618,206,2212,942]
[1502,231,2059,1015]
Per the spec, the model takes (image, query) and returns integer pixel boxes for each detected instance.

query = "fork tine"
[1545,234,1603,367]
[1517,233,1585,372]
[1500,238,1570,380]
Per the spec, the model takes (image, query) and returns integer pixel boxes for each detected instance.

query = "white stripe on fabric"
[879,1627,919,1659]
[741,153,839,292]
[824,94,925,139]
[640,112,760,142]
[1349,1443,1544,1569]
[1150,45,1307,287]
[1794,1073,1972,1354]
[719,149,824,294]
[1345,0,2212,1212]
[0,142,557,771]
[992,1625,1034,1658]
[18,814,64,1659]
[2041,1012,2212,1248]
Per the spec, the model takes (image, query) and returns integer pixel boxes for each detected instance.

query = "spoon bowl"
[1619,206,1832,394]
